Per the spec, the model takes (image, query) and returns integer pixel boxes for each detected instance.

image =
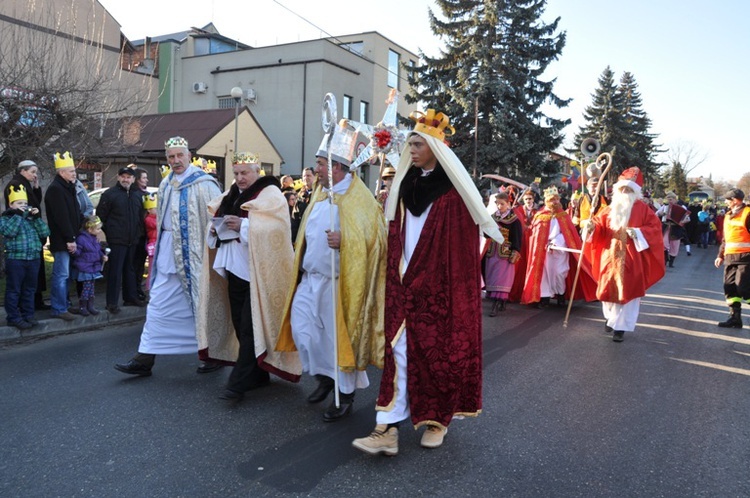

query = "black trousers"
[724,260,750,304]
[106,244,138,306]
[226,271,269,393]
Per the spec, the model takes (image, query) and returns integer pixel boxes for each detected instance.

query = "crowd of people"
[3,107,748,459]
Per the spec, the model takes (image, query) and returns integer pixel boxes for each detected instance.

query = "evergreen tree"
[667,161,688,199]
[406,0,569,181]
[615,72,661,179]
[574,68,661,185]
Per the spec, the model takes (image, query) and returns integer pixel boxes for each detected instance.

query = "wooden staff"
[563,152,613,328]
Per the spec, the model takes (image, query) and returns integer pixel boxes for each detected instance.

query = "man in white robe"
[115,136,221,376]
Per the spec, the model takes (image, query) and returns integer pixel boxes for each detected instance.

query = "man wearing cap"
[276,123,387,423]
[196,153,301,402]
[376,164,396,209]
[352,110,504,456]
[44,152,82,321]
[97,167,145,314]
[115,137,222,376]
[715,188,750,328]
[521,186,596,308]
[4,159,48,310]
[583,167,665,342]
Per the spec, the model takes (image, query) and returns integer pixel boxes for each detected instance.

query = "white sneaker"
[352,424,398,456]
[420,425,447,448]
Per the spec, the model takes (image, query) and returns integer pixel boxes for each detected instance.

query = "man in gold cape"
[276,137,386,423]
[196,157,301,401]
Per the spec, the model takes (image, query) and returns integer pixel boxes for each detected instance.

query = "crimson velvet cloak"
[584,200,665,303]
[521,207,597,305]
[376,188,482,427]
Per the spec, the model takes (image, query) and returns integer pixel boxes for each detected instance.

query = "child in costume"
[0,185,50,329]
[72,216,108,315]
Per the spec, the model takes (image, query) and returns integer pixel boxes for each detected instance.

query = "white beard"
[609,191,639,230]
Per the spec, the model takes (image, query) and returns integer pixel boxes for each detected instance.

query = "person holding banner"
[276,127,387,423]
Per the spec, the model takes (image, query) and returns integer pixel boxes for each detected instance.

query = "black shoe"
[24,318,40,326]
[123,300,147,307]
[536,297,550,309]
[8,320,33,330]
[556,295,567,307]
[218,389,244,402]
[114,359,152,376]
[613,331,625,342]
[307,377,334,403]
[323,397,354,422]
[604,325,614,334]
[36,302,51,311]
[196,361,224,374]
[106,305,121,314]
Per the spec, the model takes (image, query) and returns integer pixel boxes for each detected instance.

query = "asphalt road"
[2,244,750,497]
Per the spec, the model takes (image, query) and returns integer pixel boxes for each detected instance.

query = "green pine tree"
[615,72,662,179]
[406,0,569,181]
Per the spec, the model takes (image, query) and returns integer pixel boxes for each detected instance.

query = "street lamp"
[230,86,243,160]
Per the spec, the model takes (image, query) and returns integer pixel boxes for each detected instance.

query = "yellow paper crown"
[233,152,260,164]
[204,160,217,173]
[543,185,560,199]
[8,185,27,204]
[143,192,158,209]
[84,216,102,229]
[159,165,171,178]
[409,109,456,141]
[165,136,188,149]
[191,157,204,167]
[53,151,75,169]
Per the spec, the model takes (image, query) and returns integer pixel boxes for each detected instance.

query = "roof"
[112,108,237,154]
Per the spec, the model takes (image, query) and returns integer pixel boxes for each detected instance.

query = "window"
[388,49,400,89]
[261,163,274,176]
[359,101,369,124]
[340,41,364,55]
[217,97,236,109]
[343,95,353,119]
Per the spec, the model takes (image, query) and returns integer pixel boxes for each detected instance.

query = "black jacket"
[44,174,82,252]
[97,182,144,246]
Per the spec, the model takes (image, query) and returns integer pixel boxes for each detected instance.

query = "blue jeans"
[50,250,71,314]
[5,258,40,323]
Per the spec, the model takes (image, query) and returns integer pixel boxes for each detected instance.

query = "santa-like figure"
[583,167,665,342]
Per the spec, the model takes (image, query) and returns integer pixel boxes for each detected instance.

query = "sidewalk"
[0,290,146,345]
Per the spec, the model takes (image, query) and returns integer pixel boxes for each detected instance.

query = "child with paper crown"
[0,185,50,329]
[71,216,109,316]
[142,193,158,289]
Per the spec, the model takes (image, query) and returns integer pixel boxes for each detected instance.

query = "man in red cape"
[583,167,665,342]
[521,186,596,307]
[509,189,537,302]
[352,109,504,457]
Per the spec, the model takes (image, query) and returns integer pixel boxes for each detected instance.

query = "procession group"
[8,104,748,458]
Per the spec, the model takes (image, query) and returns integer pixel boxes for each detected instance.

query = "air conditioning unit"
[244,88,257,102]
[192,82,208,94]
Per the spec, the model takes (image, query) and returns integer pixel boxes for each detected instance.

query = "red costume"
[585,200,664,303]
[521,201,596,305]
[509,203,536,301]
[377,188,482,427]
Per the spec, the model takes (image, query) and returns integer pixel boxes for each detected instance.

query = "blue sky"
[100,0,749,182]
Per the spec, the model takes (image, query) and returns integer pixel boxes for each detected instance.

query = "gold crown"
[8,185,27,204]
[543,185,560,199]
[204,160,217,173]
[191,157,204,167]
[143,192,158,209]
[54,151,75,169]
[84,216,102,229]
[165,136,188,149]
[409,109,455,141]
[233,152,260,164]
[159,165,171,178]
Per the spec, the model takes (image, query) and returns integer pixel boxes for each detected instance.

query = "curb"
[0,307,146,345]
